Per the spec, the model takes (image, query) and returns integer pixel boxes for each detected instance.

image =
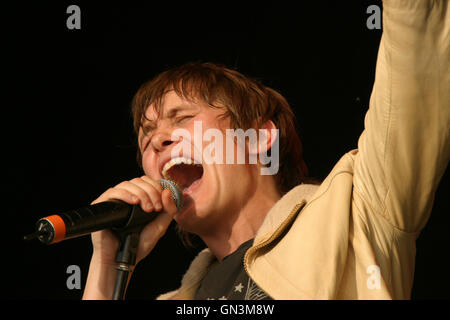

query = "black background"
[4,1,449,300]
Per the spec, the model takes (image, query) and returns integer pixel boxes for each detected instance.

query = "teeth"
[162,157,195,178]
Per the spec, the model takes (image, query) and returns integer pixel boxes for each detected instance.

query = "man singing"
[83,0,449,299]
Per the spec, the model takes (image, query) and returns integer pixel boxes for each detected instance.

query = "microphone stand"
[112,232,139,300]
[111,205,157,300]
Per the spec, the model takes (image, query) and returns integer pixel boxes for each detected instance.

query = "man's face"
[139,91,257,234]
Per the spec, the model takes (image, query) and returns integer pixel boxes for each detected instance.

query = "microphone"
[23,179,183,245]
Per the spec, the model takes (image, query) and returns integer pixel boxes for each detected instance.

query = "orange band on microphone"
[44,215,66,244]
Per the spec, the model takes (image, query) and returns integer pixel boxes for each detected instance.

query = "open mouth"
[162,157,204,193]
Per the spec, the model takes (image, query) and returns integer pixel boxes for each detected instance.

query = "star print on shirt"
[194,239,272,300]
[234,283,244,293]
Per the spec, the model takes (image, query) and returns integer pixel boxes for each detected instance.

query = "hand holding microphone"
[25,176,183,300]
[88,176,182,266]
[25,176,182,266]
[88,176,183,300]
[24,176,183,299]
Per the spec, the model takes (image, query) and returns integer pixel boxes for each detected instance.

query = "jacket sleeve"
[353,0,450,233]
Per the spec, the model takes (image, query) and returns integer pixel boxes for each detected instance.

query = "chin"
[173,195,217,236]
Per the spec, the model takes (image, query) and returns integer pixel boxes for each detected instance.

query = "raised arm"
[354,0,450,232]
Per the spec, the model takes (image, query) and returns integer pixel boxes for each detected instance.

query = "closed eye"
[176,115,194,124]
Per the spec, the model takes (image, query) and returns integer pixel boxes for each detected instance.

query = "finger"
[116,181,153,212]
[91,187,140,205]
[140,190,177,241]
[141,175,163,192]
[161,188,178,216]
[137,210,174,262]
[129,177,163,212]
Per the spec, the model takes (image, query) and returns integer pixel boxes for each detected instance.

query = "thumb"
[135,189,178,263]
[160,188,179,217]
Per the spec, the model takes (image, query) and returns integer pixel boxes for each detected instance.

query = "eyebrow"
[143,104,195,127]
[139,104,197,144]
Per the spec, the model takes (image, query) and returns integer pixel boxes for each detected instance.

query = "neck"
[199,176,281,262]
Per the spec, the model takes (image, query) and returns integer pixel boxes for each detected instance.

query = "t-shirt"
[194,239,272,300]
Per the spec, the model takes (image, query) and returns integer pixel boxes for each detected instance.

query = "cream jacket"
[158,0,450,300]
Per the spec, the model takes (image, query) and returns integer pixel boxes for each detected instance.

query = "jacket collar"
[253,183,320,244]
[157,183,320,300]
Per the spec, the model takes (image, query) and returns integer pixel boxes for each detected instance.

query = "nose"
[151,130,178,153]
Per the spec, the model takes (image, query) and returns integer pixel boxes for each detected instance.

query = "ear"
[248,120,278,156]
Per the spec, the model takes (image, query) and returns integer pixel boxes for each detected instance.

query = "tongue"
[166,163,203,190]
